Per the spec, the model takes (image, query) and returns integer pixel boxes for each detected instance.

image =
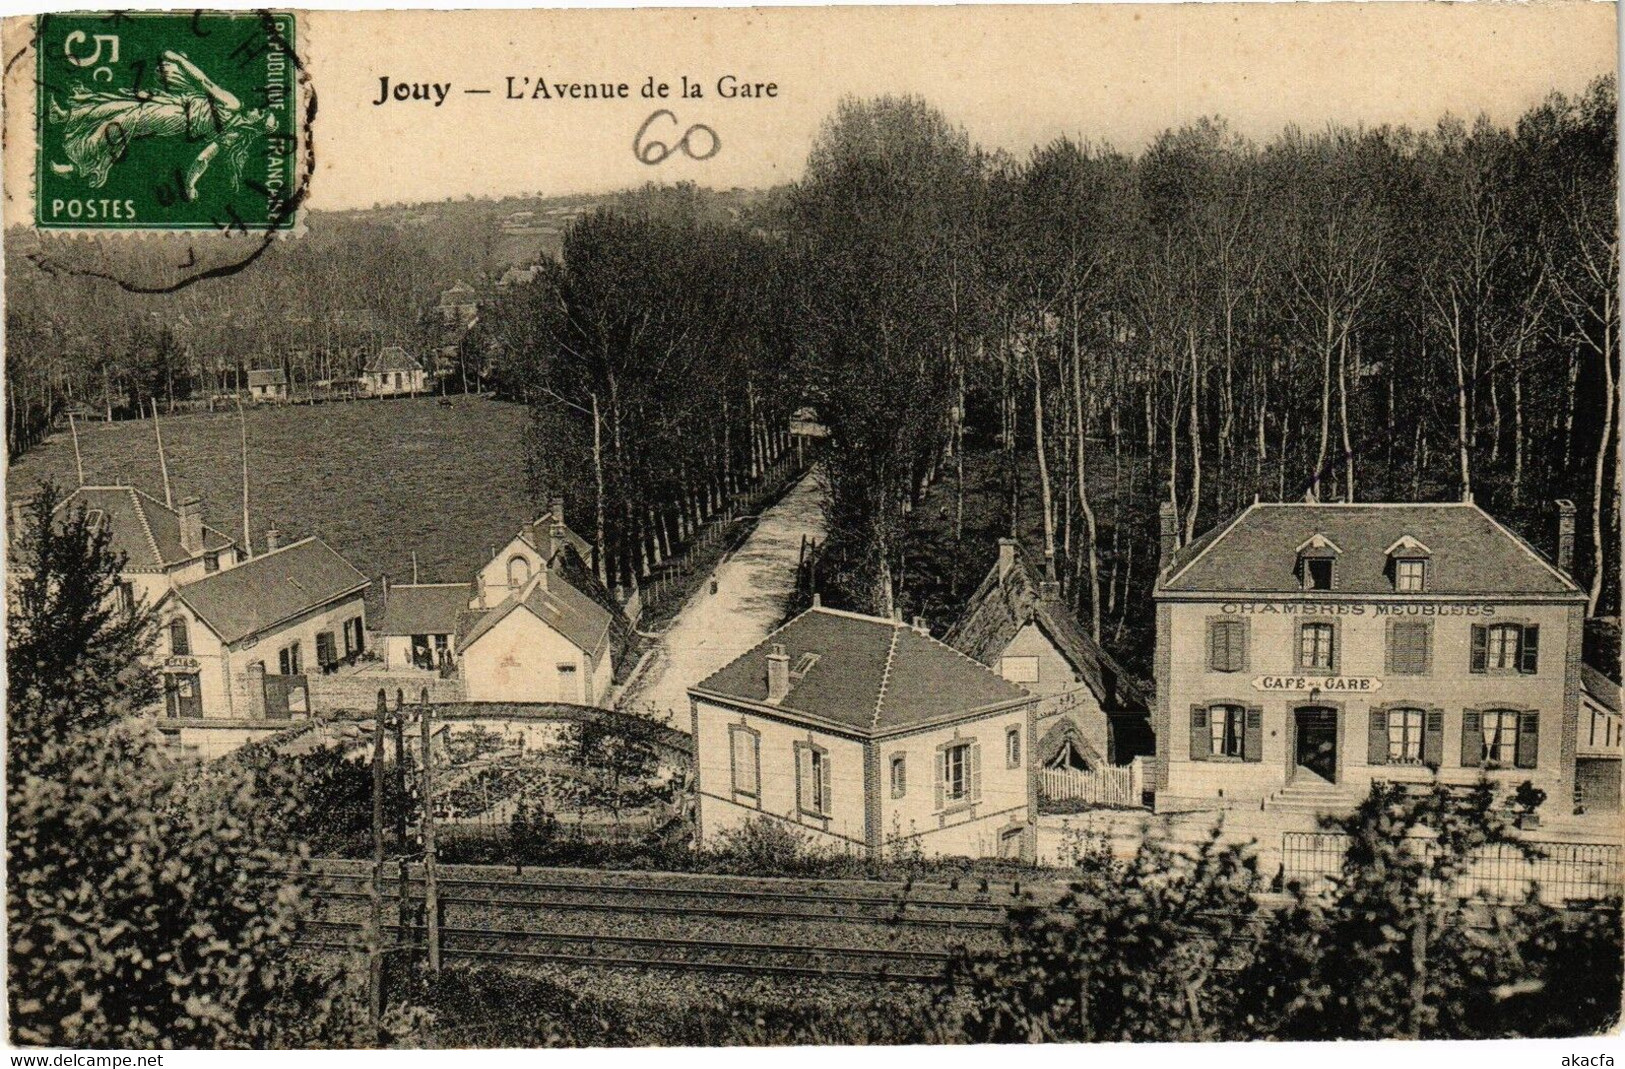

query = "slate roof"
[376,583,469,637]
[457,568,613,658]
[1160,503,1582,597]
[247,369,286,387]
[692,607,1032,737]
[364,346,422,374]
[39,486,236,572]
[945,545,1148,713]
[1582,664,1622,716]
[174,537,370,645]
[518,508,595,562]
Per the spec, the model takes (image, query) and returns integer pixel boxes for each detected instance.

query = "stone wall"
[307,669,466,713]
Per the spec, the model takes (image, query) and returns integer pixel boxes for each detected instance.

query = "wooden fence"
[1039,763,1141,808]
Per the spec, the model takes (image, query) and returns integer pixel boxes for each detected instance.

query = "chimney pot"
[766,643,790,703]
[811,592,822,608]
[177,496,203,554]
[912,616,928,635]
[1158,502,1178,575]
[997,537,1017,581]
[1556,499,1577,578]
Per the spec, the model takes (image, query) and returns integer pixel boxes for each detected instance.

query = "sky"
[2,3,1617,216]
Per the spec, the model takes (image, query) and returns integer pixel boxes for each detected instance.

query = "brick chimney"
[998,537,1018,581]
[1158,501,1178,575]
[912,616,929,635]
[264,526,281,553]
[177,496,203,554]
[550,524,566,563]
[550,496,565,531]
[522,520,540,550]
[766,643,790,703]
[1556,499,1577,579]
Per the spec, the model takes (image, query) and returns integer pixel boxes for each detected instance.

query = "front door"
[1294,707,1338,783]
[164,673,203,719]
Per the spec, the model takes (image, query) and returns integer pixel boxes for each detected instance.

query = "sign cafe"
[1252,675,1383,693]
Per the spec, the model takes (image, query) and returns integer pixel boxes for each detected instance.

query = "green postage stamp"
[35,11,298,231]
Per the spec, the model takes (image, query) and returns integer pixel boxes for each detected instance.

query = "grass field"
[9,395,539,611]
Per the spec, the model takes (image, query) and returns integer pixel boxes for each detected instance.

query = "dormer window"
[1295,534,1341,592]
[791,653,821,679]
[1384,536,1432,593]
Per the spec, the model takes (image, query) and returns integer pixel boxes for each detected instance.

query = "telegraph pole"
[419,688,440,973]
[368,691,387,1022]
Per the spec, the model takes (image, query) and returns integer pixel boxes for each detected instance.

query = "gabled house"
[375,581,468,671]
[1577,663,1621,813]
[690,606,1039,861]
[946,538,1152,772]
[457,565,615,706]
[167,535,370,722]
[1152,499,1588,814]
[360,346,427,397]
[247,368,288,401]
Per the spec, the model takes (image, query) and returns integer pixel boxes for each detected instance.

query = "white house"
[360,346,427,397]
[375,582,468,672]
[690,606,1039,861]
[247,368,288,401]
[167,535,370,723]
[946,538,1153,772]
[458,565,615,706]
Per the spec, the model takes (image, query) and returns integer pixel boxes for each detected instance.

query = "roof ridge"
[872,623,901,730]
[913,618,1032,682]
[1164,503,1254,587]
[126,487,165,567]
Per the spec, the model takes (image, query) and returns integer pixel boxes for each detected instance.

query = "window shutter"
[1384,623,1395,676]
[1418,624,1432,674]
[1190,706,1210,761]
[819,749,833,812]
[1461,710,1482,767]
[1243,707,1263,763]
[729,728,740,792]
[1236,621,1249,672]
[1328,625,1337,672]
[969,743,982,802]
[1368,709,1389,765]
[1470,625,1488,673]
[1519,625,1540,675]
[934,749,945,811]
[1208,621,1223,671]
[1516,711,1539,769]
[1423,709,1444,767]
[797,744,812,811]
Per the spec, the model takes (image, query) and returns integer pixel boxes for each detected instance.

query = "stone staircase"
[1265,777,1356,814]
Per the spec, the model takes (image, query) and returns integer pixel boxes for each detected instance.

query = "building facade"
[375,582,468,672]
[247,369,288,401]
[1152,500,1587,813]
[947,538,1152,771]
[691,606,1039,860]
[167,536,371,724]
[360,346,428,396]
[458,567,615,706]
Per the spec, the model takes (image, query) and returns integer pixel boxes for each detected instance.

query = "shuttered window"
[1471,624,1539,674]
[1482,709,1520,767]
[730,726,759,798]
[795,742,831,817]
[937,740,980,809]
[1210,705,1246,758]
[1387,708,1425,764]
[890,755,906,798]
[1299,623,1335,671]
[1208,619,1248,673]
[1388,622,1430,675]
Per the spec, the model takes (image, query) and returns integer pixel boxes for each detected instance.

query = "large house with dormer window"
[690,605,1039,860]
[1151,499,1588,814]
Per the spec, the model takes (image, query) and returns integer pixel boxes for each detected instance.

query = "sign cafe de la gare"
[1218,601,1501,617]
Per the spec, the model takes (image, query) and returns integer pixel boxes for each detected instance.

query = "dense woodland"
[6,79,1617,683]
[482,79,1619,679]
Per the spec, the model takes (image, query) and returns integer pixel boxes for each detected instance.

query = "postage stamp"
[34,10,298,231]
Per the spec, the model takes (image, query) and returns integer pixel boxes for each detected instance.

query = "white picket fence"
[1040,760,1144,808]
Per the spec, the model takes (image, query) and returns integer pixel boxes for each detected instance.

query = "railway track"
[300,918,954,982]
[294,863,1025,983]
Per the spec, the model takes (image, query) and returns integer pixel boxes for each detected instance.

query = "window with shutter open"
[730,726,759,798]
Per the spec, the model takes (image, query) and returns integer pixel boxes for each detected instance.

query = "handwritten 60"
[634,110,720,165]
